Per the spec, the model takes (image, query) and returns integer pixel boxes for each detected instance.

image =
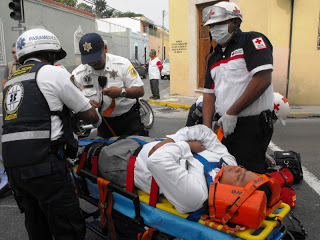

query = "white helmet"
[273,92,290,125]
[16,28,66,64]
[203,1,243,26]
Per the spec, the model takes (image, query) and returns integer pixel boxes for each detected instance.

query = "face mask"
[210,23,232,45]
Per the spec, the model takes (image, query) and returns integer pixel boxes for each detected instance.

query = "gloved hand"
[265,153,276,168]
[217,113,237,137]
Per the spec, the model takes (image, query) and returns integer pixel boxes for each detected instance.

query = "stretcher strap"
[149,177,159,207]
[102,116,117,137]
[214,127,224,142]
[91,156,98,175]
[126,156,137,193]
[137,228,158,240]
[77,152,87,174]
[103,98,116,116]
[97,178,117,240]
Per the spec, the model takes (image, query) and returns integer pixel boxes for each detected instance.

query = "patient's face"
[219,166,258,187]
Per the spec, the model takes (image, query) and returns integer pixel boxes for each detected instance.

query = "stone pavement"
[148,91,320,118]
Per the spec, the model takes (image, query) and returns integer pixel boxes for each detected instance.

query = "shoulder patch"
[252,37,267,50]
[70,75,82,91]
[128,65,138,78]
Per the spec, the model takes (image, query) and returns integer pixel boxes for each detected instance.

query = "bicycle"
[139,99,154,129]
[0,158,11,198]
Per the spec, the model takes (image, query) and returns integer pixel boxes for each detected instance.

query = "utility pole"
[162,10,165,60]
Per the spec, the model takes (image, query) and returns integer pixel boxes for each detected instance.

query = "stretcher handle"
[78,169,144,225]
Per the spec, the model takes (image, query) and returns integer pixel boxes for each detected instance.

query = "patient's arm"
[187,141,205,154]
[148,138,174,157]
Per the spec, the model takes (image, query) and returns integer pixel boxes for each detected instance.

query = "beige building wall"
[288,0,320,105]
[239,0,291,97]
[149,34,162,58]
[169,0,320,105]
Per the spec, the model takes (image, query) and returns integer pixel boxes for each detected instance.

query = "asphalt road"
[1,76,319,239]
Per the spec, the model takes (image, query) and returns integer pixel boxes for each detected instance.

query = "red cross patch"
[209,9,215,19]
[252,37,267,50]
[233,7,240,13]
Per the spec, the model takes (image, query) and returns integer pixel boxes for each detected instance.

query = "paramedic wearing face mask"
[202,2,274,173]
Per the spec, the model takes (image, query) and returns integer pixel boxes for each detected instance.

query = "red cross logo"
[209,9,215,19]
[274,103,280,111]
[255,38,262,44]
[233,7,240,13]
[282,97,288,104]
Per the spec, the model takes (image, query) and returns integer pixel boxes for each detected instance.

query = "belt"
[214,110,272,123]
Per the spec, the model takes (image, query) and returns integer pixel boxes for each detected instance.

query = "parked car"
[130,59,147,79]
[161,58,170,80]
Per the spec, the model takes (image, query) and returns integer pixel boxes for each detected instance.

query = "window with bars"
[143,24,147,33]
[0,19,6,65]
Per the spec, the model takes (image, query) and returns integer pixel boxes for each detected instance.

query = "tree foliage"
[52,0,78,8]
[114,11,144,18]
[77,3,93,13]
[95,0,108,18]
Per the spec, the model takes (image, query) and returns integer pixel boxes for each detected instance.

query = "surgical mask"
[210,23,232,45]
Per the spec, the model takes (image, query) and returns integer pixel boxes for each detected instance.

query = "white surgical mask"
[210,23,232,45]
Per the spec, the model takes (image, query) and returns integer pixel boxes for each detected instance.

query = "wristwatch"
[120,88,127,97]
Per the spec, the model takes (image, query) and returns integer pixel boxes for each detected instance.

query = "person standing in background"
[2,43,21,89]
[148,49,163,100]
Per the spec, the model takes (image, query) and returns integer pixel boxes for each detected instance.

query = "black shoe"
[149,96,155,99]
[153,96,160,100]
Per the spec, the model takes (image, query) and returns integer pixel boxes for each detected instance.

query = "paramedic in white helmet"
[2,28,101,240]
[273,92,290,125]
[202,1,275,173]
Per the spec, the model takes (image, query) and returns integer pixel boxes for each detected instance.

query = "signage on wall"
[171,40,187,54]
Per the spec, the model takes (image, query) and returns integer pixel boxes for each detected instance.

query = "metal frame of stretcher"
[74,168,289,240]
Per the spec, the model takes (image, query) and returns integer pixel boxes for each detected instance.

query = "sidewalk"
[148,92,320,118]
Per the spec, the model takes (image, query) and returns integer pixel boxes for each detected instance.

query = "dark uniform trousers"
[221,110,274,174]
[150,79,160,98]
[6,153,85,240]
[98,101,149,138]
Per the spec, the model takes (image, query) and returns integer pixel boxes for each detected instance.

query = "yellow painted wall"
[289,0,320,105]
[239,0,291,98]
[169,0,190,96]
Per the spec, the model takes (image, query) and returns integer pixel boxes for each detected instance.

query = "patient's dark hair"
[257,183,272,204]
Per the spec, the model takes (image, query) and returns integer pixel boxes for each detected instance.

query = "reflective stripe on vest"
[4,72,36,89]
[2,130,50,143]
[2,61,51,168]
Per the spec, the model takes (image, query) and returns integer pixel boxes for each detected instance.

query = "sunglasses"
[12,51,16,54]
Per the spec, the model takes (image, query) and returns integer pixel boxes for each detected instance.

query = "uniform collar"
[104,53,112,72]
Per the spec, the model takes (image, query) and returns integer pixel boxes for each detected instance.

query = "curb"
[148,99,320,117]
[147,99,191,110]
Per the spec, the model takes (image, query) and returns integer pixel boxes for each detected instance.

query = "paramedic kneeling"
[2,29,101,240]
[134,125,264,214]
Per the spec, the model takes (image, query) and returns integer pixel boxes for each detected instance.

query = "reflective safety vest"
[2,61,51,168]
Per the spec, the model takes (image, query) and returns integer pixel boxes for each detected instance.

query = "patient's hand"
[187,141,205,153]
[148,138,175,157]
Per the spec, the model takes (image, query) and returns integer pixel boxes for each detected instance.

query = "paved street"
[1,76,319,239]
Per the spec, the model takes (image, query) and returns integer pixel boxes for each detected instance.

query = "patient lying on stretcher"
[133,125,272,214]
